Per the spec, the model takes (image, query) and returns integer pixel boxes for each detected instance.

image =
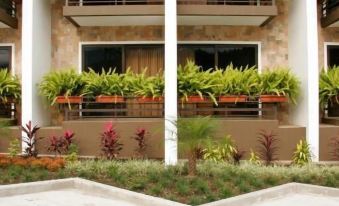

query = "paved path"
[252,193,339,206]
[0,189,138,206]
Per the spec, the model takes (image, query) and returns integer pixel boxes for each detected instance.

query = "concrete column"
[21,0,51,132]
[288,0,319,161]
[164,0,178,165]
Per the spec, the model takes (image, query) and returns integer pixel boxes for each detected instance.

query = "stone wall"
[318,6,339,69]
[0,5,22,76]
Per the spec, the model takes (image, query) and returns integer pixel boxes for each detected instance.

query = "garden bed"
[0,160,338,205]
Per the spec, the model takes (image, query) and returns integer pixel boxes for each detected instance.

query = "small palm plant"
[0,69,21,103]
[39,69,84,105]
[292,139,312,166]
[319,67,339,107]
[177,116,216,175]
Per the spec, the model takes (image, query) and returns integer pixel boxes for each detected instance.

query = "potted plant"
[82,69,128,103]
[39,69,84,105]
[258,67,300,104]
[0,69,21,103]
[132,70,164,103]
[214,65,258,103]
[178,61,217,105]
[319,67,339,107]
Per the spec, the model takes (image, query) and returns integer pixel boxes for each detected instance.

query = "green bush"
[259,67,300,104]
[129,69,164,99]
[319,67,339,107]
[293,139,312,166]
[39,69,84,105]
[0,69,21,102]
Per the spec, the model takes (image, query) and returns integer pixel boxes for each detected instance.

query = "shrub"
[292,139,312,166]
[8,138,20,157]
[39,69,84,105]
[257,130,279,165]
[231,147,245,165]
[21,121,41,157]
[203,135,237,162]
[177,116,216,175]
[0,69,21,102]
[47,130,75,157]
[131,70,164,99]
[65,143,79,162]
[249,149,261,165]
[100,123,123,160]
[178,61,218,105]
[259,67,300,104]
[132,128,148,158]
[319,67,339,107]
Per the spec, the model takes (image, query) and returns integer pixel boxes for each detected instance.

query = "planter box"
[56,96,82,104]
[186,95,208,103]
[260,95,288,103]
[95,95,125,103]
[219,95,247,103]
[137,96,164,103]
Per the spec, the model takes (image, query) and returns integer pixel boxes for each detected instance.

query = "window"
[178,44,258,70]
[0,46,11,71]
[327,45,339,68]
[82,44,164,75]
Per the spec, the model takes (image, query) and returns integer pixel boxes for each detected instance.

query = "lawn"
[0,160,338,205]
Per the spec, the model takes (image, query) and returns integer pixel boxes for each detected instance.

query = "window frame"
[324,42,339,71]
[0,43,15,75]
[79,41,164,74]
[178,41,262,73]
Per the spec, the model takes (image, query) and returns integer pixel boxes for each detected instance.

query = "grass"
[0,160,339,205]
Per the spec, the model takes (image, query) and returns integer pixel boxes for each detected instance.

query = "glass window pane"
[82,45,122,74]
[178,45,215,70]
[0,46,11,70]
[328,45,339,67]
[217,45,257,69]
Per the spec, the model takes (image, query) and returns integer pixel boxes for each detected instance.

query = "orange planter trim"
[260,95,288,103]
[56,96,82,104]
[95,95,125,103]
[137,96,164,103]
[219,95,247,103]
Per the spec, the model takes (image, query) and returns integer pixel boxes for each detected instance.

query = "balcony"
[321,0,339,27]
[63,0,164,27]
[177,0,278,26]
[0,0,18,29]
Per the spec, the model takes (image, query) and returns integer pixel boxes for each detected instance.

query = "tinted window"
[0,46,11,70]
[82,45,123,74]
[217,45,257,69]
[327,45,339,67]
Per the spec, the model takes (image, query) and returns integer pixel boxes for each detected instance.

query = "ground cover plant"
[0,160,338,205]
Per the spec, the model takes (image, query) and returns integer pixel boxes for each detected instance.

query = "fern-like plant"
[319,67,339,107]
[292,139,312,166]
[82,68,129,97]
[259,67,300,104]
[130,69,164,99]
[39,69,84,105]
[0,69,21,103]
[203,135,237,162]
[178,61,218,105]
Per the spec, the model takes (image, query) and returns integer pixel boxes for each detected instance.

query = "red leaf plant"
[47,130,75,157]
[257,130,279,165]
[132,128,148,158]
[100,123,123,160]
[21,121,41,157]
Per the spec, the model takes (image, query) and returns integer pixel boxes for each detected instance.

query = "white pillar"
[21,0,51,142]
[164,0,178,165]
[288,0,319,161]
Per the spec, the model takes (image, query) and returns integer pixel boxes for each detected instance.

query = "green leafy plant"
[8,138,20,157]
[249,149,261,165]
[0,69,21,103]
[177,116,216,175]
[319,67,339,107]
[213,65,259,97]
[178,61,218,105]
[259,67,300,104]
[65,143,79,162]
[132,70,164,99]
[292,139,312,166]
[39,69,84,105]
[82,68,129,97]
[203,135,237,162]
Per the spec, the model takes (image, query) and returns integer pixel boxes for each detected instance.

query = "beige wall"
[0,5,22,76]
[52,0,289,70]
[318,5,339,69]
